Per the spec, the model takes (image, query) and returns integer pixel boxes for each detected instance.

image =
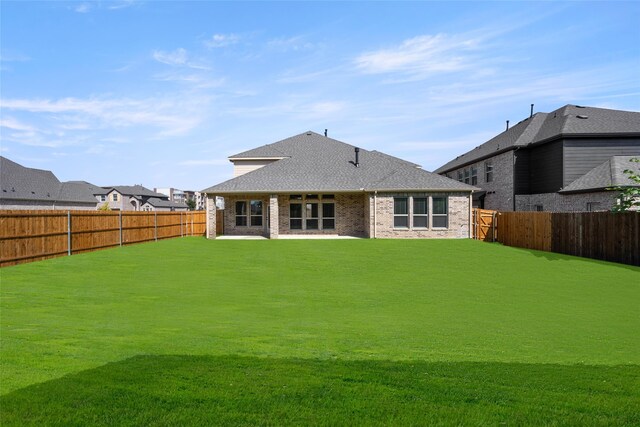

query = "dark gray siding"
[563,138,640,187]
[528,140,564,193]
[513,150,530,194]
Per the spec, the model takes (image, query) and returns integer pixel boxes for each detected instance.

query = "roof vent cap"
[576,115,588,119]
[576,105,586,108]
[306,131,312,135]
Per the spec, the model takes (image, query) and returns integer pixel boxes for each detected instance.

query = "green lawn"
[1,238,639,425]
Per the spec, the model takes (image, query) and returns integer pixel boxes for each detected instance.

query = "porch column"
[206,194,217,239]
[269,194,279,239]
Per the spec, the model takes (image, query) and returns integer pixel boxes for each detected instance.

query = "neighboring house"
[0,156,98,210]
[154,187,187,204]
[201,131,477,239]
[434,105,640,212]
[102,185,187,211]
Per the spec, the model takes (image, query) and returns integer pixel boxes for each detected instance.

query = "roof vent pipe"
[506,120,510,131]
[324,129,328,137]
[355,147,360,167]
[530,103,534,118]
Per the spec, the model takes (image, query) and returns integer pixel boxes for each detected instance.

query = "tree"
[98,202,110,211]
[611,157,640,212]
[186,198,197,211]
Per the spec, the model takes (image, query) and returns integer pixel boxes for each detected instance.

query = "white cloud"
[74,3,91,13]
[267,36,317,52]
[0,116,37,132]
[204,34,240,48]
[354,34,481,79]
[153,48,189,66]
[152,48,210,70]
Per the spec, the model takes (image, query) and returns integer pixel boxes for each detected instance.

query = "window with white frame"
[99,195,107,202]
[412,197,428,228]
[394,197,409,228]
[432,197,448,228]
[112,193,119,202]
[485,160,493,183]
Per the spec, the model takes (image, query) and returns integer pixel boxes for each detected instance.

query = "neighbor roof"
[435,105,640,174]
[0,156,98,204]
[560,156,640,193]
[143,197,188,208]
[203,132,476,194]
[104,185,167,199]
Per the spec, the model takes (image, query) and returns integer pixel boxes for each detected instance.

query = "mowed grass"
[1,238,639,425]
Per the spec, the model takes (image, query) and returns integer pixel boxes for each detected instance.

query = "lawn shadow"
[487,242,640,271]
[1,355,639,426]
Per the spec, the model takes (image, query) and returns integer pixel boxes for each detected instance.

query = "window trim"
[289,194,336,231]
[432,196,449,229]
[393,197,409,229]
[485,160,493,183]
[412,197,428,229]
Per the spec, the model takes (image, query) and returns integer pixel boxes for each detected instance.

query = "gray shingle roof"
[0,156,97,204]
[560,156,640,193]
[104,185,167,198]
[203,132,476,194]
[143,197,188,209]
[435,105,640,174]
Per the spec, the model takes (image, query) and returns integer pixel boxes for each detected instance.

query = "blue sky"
[1,1,639,190]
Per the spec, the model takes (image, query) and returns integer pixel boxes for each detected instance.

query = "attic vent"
[306,131,312,135]
[576,105,586,108]
[576,115,588,119]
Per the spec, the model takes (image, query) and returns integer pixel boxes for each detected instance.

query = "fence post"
[67,211,72,256]
[154,211,158,241]
[180,212,183,237]
[119,211,123,247]
[191,212,194,236]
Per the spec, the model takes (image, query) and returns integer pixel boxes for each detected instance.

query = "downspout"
[469,190,473,239]
[373,191,377,239]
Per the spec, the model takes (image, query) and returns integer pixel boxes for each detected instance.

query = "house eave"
[228,156,289,162]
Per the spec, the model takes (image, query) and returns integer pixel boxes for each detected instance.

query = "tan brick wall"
[206,195,216,239]
[277,193,366,237]
[373,193,471,239]
[223,194,270,236]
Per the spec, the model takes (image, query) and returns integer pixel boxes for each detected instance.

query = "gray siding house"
[202,131,477,239]
[434,105,640,212]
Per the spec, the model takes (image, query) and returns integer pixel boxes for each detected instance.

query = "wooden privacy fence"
[497,211,639,266]
[0,210,207,267]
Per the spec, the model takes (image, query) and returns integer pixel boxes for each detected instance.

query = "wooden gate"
[472,208,497,242]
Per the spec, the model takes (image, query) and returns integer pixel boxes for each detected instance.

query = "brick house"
[434,105,640,212]
[202,131,476,239]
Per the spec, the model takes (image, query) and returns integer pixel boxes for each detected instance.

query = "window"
[306,203,319,229]
[432,197,448,228]
[464,168,470,184]
[485,160,493,183]
[99,195,107,202]
[457,171,463,182]
[394,197,409,228]
[322,203,335,229]
[586,202,600,212]
[250,200,263,226]
[535,205,544,212]
[412,197,428,228]
[290,203,302,229]
[471,167,478,185]
[235,201,247,226]
[112,193,119,202]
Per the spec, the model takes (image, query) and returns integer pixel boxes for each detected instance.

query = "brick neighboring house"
[100,185,188,211]
[0,156,98,210]
[202,131,477,239]
[434,105,640,212]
